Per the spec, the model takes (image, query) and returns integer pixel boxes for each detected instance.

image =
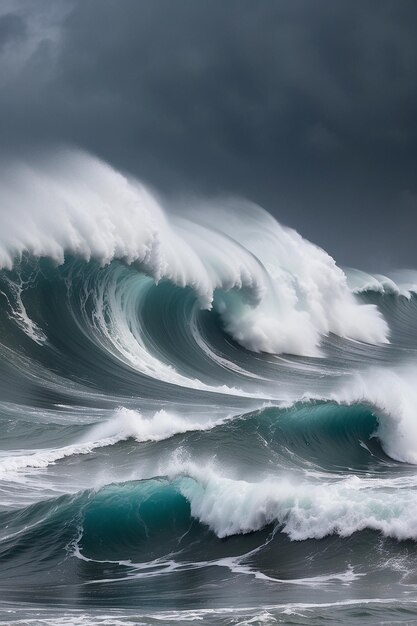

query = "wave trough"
[0,149,416,625]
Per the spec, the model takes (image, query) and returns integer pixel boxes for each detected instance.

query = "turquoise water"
[1,247,417,625]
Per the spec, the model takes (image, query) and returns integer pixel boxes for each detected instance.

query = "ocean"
[1,150,417,625]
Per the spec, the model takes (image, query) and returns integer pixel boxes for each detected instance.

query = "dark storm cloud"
[0,0,416,268]
[0,13,26,51]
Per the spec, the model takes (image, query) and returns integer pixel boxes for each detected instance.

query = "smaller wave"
[0,408,228,476]
[323,366,417,465]
[166,458,417,541]
[4,462,417,584]
[86,407,228,444]
[346,268,417,299]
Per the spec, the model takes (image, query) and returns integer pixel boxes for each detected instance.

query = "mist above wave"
[0,148,388,356]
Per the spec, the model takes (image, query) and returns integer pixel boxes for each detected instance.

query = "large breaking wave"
[0,149,388,357]
[1,149,417,624]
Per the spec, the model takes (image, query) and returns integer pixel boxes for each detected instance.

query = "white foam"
[0,408,226,476]
[72,526,360,587]
[346,267,417,299]
[83,266,257,396]
[166,459,417,541]
[5,600,416,625]
[0,148,388,357]
[1,274,46,344]
[86,407,227,444]
[328,366,417,464]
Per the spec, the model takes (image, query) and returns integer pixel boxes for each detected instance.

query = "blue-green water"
[2,157,417,624]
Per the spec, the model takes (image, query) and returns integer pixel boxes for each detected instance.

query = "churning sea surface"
[2,150,417,625]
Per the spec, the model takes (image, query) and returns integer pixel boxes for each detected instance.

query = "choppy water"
[1,150,417,625]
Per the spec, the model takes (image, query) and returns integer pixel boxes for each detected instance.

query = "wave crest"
[0,149,388,356]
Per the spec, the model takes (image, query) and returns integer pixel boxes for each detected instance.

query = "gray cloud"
[0,12,26,51]
[0,0,416,269]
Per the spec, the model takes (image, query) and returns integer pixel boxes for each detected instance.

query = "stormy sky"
[0,0,416,269]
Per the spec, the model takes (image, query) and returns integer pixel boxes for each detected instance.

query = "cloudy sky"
[0,0,416,269]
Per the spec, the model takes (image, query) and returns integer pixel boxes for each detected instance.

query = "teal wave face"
[1,154,417,623]
[1,255,417,621]
[1,256,417,408]
[3,466,417,613]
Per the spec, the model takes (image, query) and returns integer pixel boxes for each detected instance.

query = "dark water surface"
[1,253,417,626]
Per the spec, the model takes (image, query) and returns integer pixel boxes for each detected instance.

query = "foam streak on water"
[0,150,416,625]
